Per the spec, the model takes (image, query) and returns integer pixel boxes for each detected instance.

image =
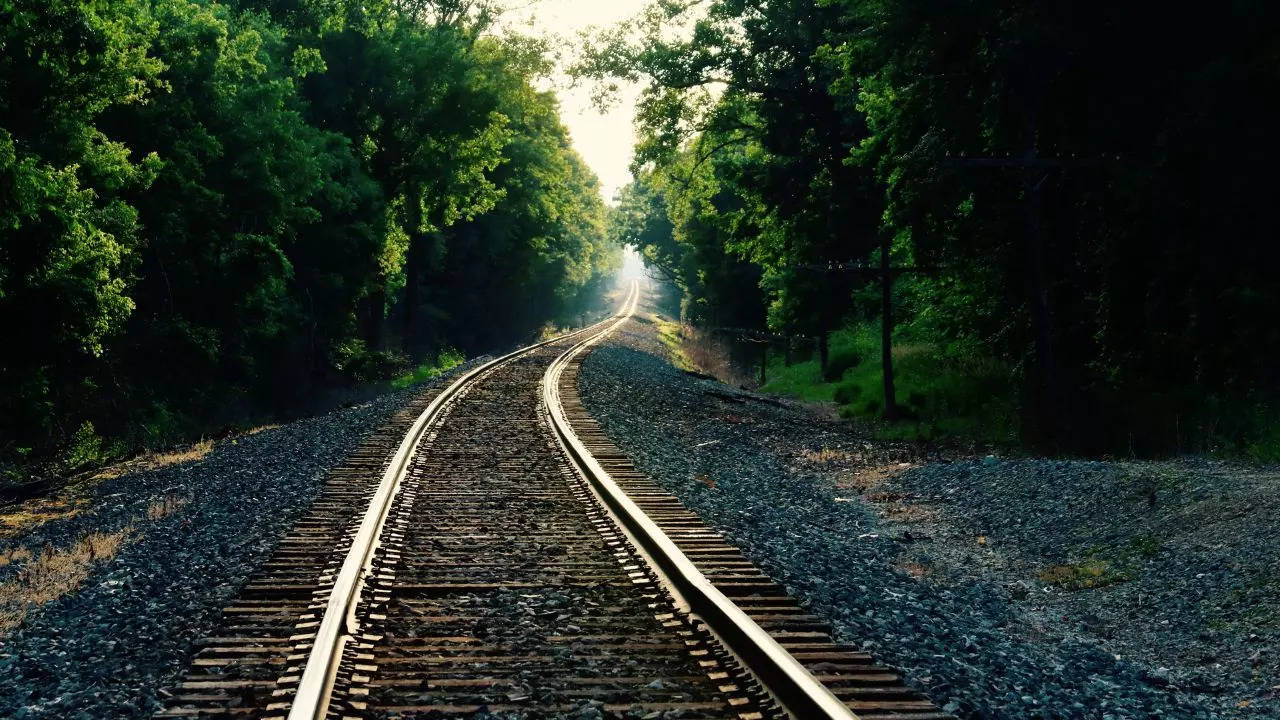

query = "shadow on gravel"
[0,361,482,720]
[578,340,1274,720]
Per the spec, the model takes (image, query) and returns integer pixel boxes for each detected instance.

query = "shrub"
[823,347,862,382]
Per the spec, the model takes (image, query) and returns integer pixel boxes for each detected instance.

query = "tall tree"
[0,0,163,454]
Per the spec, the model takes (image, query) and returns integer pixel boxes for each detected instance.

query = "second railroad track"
[159,280,949,720]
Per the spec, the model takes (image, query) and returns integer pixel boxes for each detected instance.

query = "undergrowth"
[761,322,1018,446]
[390,348,465,390]
[653,315,695,372]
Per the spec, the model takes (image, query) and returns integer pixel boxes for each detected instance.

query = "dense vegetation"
[592,0,1280,457]
[0,0,619,474]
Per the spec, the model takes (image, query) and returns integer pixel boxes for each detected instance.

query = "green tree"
[0,0,163,456]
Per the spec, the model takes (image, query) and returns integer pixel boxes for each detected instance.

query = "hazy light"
[620,247,646,280]
[499,1,651,204]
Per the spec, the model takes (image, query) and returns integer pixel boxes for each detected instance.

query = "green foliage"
[0,0,619,471]
[584,0,879,340]
[63,422,107,471]
[823,347,862,383]
[390,348,465,390]
[591,0,1280,458]
[763,322,1018,446]
[0,0,163,456]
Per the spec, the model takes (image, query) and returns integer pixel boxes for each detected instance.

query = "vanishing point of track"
[159,281,950,720]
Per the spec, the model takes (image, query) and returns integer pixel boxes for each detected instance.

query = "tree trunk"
[880,234,898,420]
[361,289,385,350]
[403,235,423,354]
[1025,170,1057,445]
[402,191,425,357]
[819,329,829,377]
[1021,107,1057,446]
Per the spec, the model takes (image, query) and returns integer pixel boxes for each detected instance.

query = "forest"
[593,0,1280,457]
[0,0,619,475]
[4,0,1278,473]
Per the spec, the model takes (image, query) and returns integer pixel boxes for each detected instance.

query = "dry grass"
[683,327,760,388]
[0,547,32,568]
[1,441,207,541]
[0,490,189,637]
[0,528,132,636]
[881,501,941,524]
[654,316,695,371]
[147,494,188,521]
[0,497,91,540]
[1037,559,1127,590]
[897,560,930,579]
[799,447,859,465]
[244,424,280,436]
[92,438,214,481]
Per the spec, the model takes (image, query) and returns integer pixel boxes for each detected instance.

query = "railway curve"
[158,281,949,720]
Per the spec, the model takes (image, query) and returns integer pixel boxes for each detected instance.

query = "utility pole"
[943,143,1099,445]
[880,233,897,420]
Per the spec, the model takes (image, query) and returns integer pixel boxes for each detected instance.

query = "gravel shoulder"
[0,361,484,720]
[577,297,1277,719]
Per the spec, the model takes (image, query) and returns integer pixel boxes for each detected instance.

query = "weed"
[0,547,32,568]
[1037,559,1128,590]
[92,439,214,481]
[0,529,131,636]
[653,316,694,371]
[390,348,465,390]
[0,497,91,540]
[1130,535,1161,558]
[146,494,188,522]
[897,560,930,579]
[761,321,1017,446]
[63,422,106,471]
[798,447,858,465]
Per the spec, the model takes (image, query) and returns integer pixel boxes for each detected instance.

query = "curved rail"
[541,280,859,720]
[286,281,640,720]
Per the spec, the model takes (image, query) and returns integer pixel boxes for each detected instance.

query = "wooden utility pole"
[759,342,768,386]
[942,137,1101,443]
[880,233,898,419]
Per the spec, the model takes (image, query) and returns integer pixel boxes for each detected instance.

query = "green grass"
[390,348,465,390]
[761,322,1017,446]
[653,315,695,371]
[1037,558,1129,590]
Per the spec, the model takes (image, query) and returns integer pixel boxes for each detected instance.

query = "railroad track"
[159,280,950,720]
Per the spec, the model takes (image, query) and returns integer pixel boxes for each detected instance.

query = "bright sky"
[500,0,649,203]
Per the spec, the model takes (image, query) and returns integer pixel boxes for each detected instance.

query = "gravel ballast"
[0,362,483,720]
[577,332,1276,719]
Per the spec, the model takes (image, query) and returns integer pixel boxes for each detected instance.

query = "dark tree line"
[0,0,618,471]
[592,0,1280,455]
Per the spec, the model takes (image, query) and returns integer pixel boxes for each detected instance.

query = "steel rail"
[542,279,860,720]
[286,281,639,720]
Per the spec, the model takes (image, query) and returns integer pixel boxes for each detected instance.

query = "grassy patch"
[1037,537,1164,592]
[0,490,189,637]
[653,315,695,371]
[146,493,188,522]
[390,348,465,390]
[1037,559,1128,590]
[91,438,214,481]
[0,529,131,636]
[761,322,1017,446]
[0,496,92,540]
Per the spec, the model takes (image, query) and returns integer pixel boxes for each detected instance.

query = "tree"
[580,0,882,373]
[0,0,163,456]
[1,0,622,470]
